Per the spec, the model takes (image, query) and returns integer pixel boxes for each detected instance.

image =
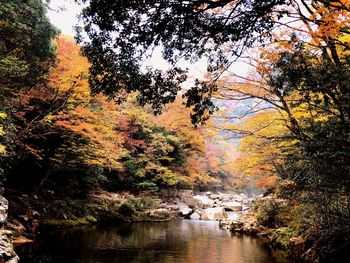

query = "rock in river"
[190,212,201,220]
[147,209,171,221]
[221,202,242,212]
[0,197,8,225]
[179,207,193,217]
[201,207,228,221]
[0,230,19,263]
[192,195,214,209]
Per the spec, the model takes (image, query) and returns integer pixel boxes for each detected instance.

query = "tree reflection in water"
[18,220,289,263]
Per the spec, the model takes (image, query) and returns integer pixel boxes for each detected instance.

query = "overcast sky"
[47,0,82,36]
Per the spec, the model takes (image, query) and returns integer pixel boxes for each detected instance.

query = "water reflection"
[18,220,289,263]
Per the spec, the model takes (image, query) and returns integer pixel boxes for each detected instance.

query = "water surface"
[18,220,288,263]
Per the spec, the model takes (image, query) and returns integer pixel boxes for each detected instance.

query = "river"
[17,220,289,263]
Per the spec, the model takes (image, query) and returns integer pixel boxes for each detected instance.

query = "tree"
[232,109,290,189]
[10,34,91,165]
[5,34,91,191]
[153,98,223,187]
[0,0,58,186]
[218,1,350,239]
[53,93,126,190]
[49,35,91,104]
[74,0,350,122]
[0,0,58,96]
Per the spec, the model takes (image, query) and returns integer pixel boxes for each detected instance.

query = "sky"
[47,0,82,36]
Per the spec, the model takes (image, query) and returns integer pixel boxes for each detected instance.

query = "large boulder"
[0,230,19,263]
[147,208,171,221]
[193,195,214,209]
[190,212,201,220]
[209,194,220,200]
[183,195,214,209]
[222,202,242,212]
[213,199,222,207]
[183,197,199,208]
[174,202,193,217]
[218,193,233,202]
[234,193,248,203]
[179,207,193,217]
[164,204,188,219]
[201,207,228,221]
[177,190,193,201]
[0,197,8,225]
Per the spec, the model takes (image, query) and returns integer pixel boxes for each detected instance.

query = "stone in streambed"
[179,207,193,217]
[172,202,193,217]
[182,197,198,208]
[209,194,220,200]
[219,219,234,230]
[183,195,214,209]
[0,230,19,263]
[0,197,8,225]
[201,207,228,221]
[218,193,233,202]
[192,195,214,209]
[221,202,242,212]
[148,209,171,220]
[190,212,201,220]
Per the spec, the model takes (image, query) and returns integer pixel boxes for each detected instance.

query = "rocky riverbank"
[217,196,299,262]
[5,189,253,236]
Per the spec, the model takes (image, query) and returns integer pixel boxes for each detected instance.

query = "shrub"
[256,200,280,227]
[118,196,157,215]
